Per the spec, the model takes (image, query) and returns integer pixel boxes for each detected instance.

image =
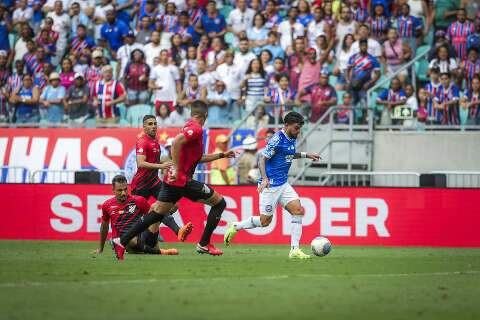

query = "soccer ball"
[311,237,332,257]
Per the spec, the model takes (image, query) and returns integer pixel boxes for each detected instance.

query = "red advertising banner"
[0,184,479,247]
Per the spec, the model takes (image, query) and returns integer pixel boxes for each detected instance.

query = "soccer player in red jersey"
[131,115,193,248]
[93,175,178,258]
[113,101,235,259]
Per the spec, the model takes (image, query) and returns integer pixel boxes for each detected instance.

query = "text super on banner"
[0,128,265,183]
[0,185,479,247]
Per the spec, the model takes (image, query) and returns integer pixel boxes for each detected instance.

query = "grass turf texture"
[0,241,479,320]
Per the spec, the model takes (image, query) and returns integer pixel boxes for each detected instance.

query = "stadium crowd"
[0,0,479,127]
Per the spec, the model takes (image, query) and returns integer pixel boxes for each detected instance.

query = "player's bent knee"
[260,215,272,227]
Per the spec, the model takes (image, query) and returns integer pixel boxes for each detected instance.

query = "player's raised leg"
[195,190,226,255]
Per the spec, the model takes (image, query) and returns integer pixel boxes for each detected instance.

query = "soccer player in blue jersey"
[224,112,320,259]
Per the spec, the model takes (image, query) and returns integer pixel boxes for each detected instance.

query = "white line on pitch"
[0,271,478,288]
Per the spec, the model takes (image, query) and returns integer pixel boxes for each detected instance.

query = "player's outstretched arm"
[257,155,269,193]
[293,152,321,161]
[169,134,187,182]
[93,220,109,254]
[199,149,236,163]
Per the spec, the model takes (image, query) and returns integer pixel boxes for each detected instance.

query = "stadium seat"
[415,58,430,83]
[336,90,345,105]
[8,33,16,49]
[126,104,153,127]
[459,106,469,126]
[225,32,235,46]
[329,75,337,87]
[117,103,127,120]
[85,118,97,128]
[220,5,233,18]
[110,61,118,79]
[416,45,431,58]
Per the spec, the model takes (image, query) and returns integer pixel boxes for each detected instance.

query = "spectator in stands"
[157,2,179,34]
[298,70,337,123]
[298,48,321,111]
[124,49,150,106]
[205,36,224,70]
[0,50,9,84]
[334,33,355,91]
[314,34,335,68]
[351,24,382,60]
[307,6,330,49]
[69,2,91,38]
[287,37,306,89]
[149,49,180,114]
[169,34,187,67]
[144,30,163,68]
[68,24,95,58]
[64,72,89,124]
[234,37,256,76]
[425,67,442,123]
[211,134,236,185]
[260,49,274,75]
[277,7,304,52]
[156,103,173,127]
[447,8,475,62]
[346,39,381,106]
[262,31,285,60]
[265,73,297,119]
[101,9,129,57]
[367,3,390,43]
[9,73,40,123]
[241,58,267,115]
[434,72,460,125]
[383,27,412,85]
[6,60,25,103]
[180,45,198,87]
[263,0,282,31]
[429,44,460,78]
[460,77,480,125]
[196,58,215,92]
[92,65,126,125]
[297,0,313,27]
[59,58,75,91]
[136,16,153,45]
[237,136,258,185]
[215,50,243,122]
[26,47,47,79]
[266,57,286,88]
[169,103,189,126]
[376,77,407,125]
[247,13,269,56]
[396,3,423,53]
[197,1,226,40]
[36,29,56,62]
[86,50,104,94]
[13,0,32,31]
[206,80,230,126]
[461,48,480,91]
[228,0,255,46]
[39,72,66,123]
[434,0,460,32]
[246,104,273,128]
[403,83,419,128]
[335,92,354,124]
[416,87,429,125]
[13,24,33,63]
[177,11,195,48]
[351,0,368,24]
[93,0,113,39]
[178,74,207,107]
[116,31,144,80]
[46,1,71,64]
[336,4,357,45]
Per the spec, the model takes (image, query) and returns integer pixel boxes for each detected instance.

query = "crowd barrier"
[0,184,478,247]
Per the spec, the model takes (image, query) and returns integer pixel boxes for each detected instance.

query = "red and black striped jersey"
[101,195,150,238]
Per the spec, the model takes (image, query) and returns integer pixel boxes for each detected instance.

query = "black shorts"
[132,182,162,200]
[157,180,215,203]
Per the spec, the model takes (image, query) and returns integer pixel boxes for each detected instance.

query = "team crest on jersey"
[127,205,136,214]
[202,184,211,194]
[123,148,137,183]
[138,147,144,153]
[265,205,273,213]
[187,129,193,136]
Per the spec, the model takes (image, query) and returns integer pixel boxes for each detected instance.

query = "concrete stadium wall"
[373,132,480,172]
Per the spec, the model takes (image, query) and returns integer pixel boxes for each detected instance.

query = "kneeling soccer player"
[224,112,320,259]
[93,175,178,256]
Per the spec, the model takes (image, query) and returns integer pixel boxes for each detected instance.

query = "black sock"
[162,215,180,235]
[120,213,164,246]
[137,237,160,254]
[141,230,159,248]
[199,198,226,246]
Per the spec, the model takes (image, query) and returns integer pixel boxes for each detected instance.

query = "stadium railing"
[430,171,480,188]
[316,171,421,187]
[30,169,125,184]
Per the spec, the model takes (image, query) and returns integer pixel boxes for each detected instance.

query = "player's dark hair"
[143,115,156,123]
[191,100,208,117]
[284,111,305,126]
[112,175,127,186]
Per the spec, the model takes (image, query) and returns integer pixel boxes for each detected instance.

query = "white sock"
[234,216,262,230]
[290,215,303,250]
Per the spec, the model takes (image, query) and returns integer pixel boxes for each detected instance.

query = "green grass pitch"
[0,241,479,320]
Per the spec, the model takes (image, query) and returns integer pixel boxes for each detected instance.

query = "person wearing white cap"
[237,136,258,184]
[64,73,89,124]
[39,72,67,123]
